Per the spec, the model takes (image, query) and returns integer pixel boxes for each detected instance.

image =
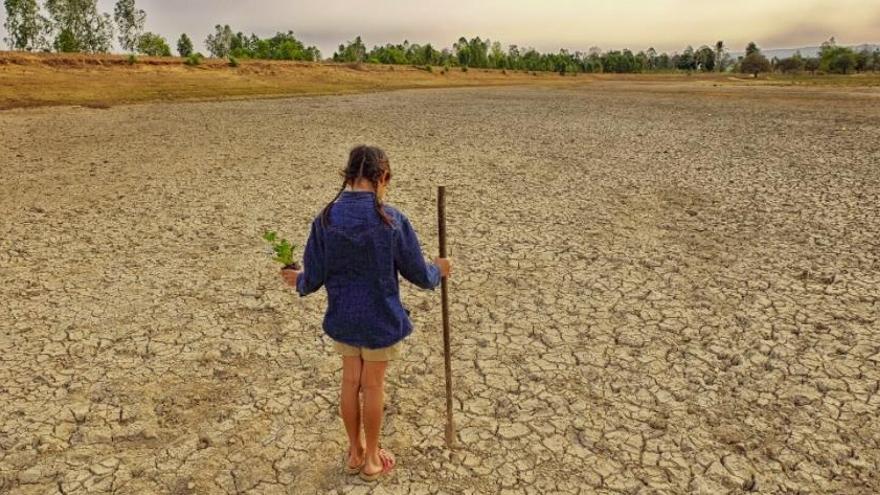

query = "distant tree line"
[203,25,320,61]
[4,2,879,75]
[769,38,878,75]
[332,36,880,76]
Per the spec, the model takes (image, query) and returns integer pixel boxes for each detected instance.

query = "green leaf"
[262,230,298,266]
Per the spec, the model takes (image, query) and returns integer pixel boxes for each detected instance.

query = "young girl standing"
[281,145,452,481]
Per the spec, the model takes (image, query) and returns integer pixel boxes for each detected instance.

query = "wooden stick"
[437,185,456,448]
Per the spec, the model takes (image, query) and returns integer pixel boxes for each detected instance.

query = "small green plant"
[127,54,138,65]
[228,55,239,67]
[263,231,300,270]
[425,65,433,73]
[185,53,203,66]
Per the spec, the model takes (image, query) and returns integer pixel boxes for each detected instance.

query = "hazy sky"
[7,0,880,55]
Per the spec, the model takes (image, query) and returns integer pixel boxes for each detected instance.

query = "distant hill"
[731,43,879,59]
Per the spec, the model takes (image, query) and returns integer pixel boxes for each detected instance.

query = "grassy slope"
[1,51,879,110]
[0,52,579,109]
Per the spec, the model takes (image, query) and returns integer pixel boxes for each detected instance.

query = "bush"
[127,54,138,65]
[228,56,239,67]
[502,69,507,75]
[461,65,469,72]
[137,32,172,57]
[185,53,203,66]
[425,65,433,73]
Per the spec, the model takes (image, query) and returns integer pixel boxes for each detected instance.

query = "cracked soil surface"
[1,83,879,494]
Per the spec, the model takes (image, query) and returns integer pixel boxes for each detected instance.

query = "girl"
[281,145,452,482]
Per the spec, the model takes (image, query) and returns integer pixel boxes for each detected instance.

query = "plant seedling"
[263,231,301,270]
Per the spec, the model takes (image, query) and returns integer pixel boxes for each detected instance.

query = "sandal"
[358,448,395,482]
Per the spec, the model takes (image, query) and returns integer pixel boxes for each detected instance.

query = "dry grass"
[1,51,879,109]
[0,51,579,109]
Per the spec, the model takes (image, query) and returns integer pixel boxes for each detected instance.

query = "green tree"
[676,46,697,71]
[333,35,366,62]
[804,57,820,75]
[819,38,856,74]
[695,45,715,71]
[776,51,805,73]
[745,41,759,56]
[655,52,671,70]
[740,42,770,77]
[488,40,506,69]
[176,33,193,57]
[3,0,48,50]
[453,36,470,67]
[205,24,233,58]
[714,41,725,72]
[645,47,657,70]
[113,0,144,53]
[137,31,170,56]
[45,0,114,53]
[854,48,873,72]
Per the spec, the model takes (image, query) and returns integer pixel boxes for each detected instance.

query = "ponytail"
[320,182,346,227]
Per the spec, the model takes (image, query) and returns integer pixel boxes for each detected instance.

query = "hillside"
[731,43,880,59]
[0,51,578,110]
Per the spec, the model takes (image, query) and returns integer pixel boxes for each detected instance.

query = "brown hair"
[321,145,393,227]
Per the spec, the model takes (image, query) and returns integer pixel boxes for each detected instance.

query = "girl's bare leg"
[341,356,364,467]
[361,360,390,474]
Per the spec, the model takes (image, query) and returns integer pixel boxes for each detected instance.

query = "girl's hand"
[280,268,300,288]
[434,257,452,278]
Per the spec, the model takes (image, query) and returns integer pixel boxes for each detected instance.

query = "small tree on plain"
[740,42,770,77]
[177,33,193,57]
[113,0,145,53]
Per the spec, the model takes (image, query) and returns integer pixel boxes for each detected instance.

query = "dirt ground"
[1,82,879,494]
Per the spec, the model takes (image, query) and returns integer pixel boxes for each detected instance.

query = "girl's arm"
[394,213,442,290]
[296,218,326,296]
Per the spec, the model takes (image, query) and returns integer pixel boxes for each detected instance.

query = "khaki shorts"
[332,339,403,362]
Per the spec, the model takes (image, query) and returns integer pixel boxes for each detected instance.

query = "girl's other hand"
[434,257,452,278]
[280,268,300,288]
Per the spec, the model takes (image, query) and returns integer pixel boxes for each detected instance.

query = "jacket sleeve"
[394,212,441,290]
[296,218,325,296]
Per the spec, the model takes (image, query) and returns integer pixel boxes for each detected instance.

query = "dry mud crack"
[1,83,879,494]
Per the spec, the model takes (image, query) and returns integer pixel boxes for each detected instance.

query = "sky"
[5,0,880,55]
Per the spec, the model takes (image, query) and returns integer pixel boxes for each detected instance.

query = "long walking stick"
[437,186,456,449]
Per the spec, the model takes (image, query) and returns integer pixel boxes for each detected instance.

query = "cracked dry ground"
[1,83,879,495]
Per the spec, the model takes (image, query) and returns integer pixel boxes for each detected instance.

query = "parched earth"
[1,82,879,494]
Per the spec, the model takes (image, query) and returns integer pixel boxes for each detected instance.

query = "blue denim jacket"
[296,190,441,348]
